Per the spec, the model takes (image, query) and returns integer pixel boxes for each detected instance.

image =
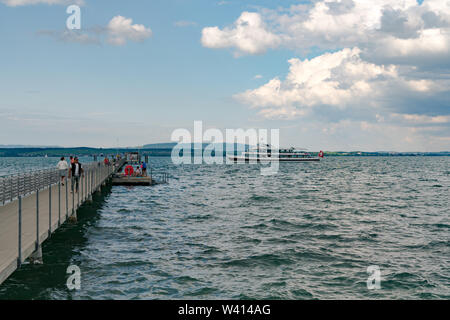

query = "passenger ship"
[228,145,324,162]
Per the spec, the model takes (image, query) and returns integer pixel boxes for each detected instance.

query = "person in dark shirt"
[69,157,84,193]
[141,161,147,176]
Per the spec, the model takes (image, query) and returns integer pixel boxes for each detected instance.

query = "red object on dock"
[124,165,134,176]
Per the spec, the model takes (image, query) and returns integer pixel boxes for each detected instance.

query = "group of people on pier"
[56,156,84,193]
[57,154,147,191]
[123,162,147,177]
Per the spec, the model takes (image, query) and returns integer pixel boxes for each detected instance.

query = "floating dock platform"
[111,175,153,186]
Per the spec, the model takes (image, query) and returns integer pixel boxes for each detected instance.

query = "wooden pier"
[0,159,125,285]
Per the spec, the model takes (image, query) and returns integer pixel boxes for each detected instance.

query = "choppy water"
[0,156,93,177]
[0,156,449,299]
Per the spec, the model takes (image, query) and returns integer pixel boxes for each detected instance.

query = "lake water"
[0,156,93,177]
[0,156,449,299]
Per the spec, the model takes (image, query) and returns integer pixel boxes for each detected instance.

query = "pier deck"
[0,160,123,285]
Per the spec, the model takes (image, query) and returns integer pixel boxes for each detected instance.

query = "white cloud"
[390,113,450,125]
[317,118,449,151]
[373,28,450,59]
[236,48,403,117]
[253,74,263,79]
[407,79,435,92]
[206,0,450,148]
[39,15,152,46]
[235,47,449,123]
[201,12,283,55]
[1,0,83,6]
[107,16,152,46]
[201,0,450,64]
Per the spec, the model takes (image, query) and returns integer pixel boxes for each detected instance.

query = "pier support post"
[68,210,77,223]
[30,190,43,264]
[29,246,43,265]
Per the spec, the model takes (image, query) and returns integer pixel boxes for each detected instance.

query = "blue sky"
[0,0,449,151]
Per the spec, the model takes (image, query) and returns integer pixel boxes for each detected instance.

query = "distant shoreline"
[0,147,449,157]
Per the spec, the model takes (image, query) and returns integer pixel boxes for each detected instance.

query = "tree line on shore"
[0,147,448,157]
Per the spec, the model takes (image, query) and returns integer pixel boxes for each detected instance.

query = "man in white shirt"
[56,157,69,185]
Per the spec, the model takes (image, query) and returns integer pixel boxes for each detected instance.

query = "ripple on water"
[222,253,295,268]
[0,156,449,299]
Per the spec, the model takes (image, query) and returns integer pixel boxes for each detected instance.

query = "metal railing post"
[36,190,39,250]
[72,180,75,215]
[18,196,22,267]
[77,177,80,208]
[83,173,85,201]
[48,184,52,236]
[58,181,61,227]
[66,181,68,219]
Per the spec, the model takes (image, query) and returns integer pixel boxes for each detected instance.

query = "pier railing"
[0,159,124,285]
[148,168,169,184]
[0,162,120,206]
[152,172,169,184]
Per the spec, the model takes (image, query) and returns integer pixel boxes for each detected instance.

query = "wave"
[221,253,295,268]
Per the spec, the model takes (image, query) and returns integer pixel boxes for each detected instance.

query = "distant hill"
[0,143,250,158]
[142,143,177,149]
[143,142,250,150]
[0,145,60,148]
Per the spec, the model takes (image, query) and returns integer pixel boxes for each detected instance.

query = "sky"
[0,0,449,151]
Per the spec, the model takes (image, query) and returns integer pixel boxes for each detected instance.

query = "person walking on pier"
[56,157,69,185]
[69,157,83,193]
